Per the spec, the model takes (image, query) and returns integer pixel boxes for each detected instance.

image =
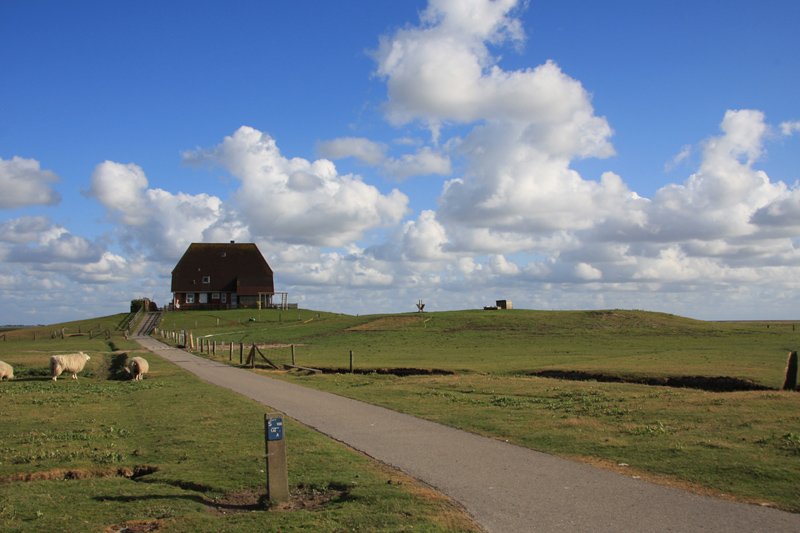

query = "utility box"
[496,300,512,310]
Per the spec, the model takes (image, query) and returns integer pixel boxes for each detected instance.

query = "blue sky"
[1,0,799,324]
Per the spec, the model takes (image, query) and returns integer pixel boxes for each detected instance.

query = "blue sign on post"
[267,416,284,441]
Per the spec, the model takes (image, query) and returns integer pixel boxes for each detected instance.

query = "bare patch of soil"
[208,483,350,515]
[320,367,454,377]
[0,465,158,484]
[347,316,423,331]
[275,482,352,511]
[104,519,166,532]
[207,488,266,514]
[529,370,771,392]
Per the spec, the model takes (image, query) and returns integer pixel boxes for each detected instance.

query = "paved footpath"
[136,337,800,533]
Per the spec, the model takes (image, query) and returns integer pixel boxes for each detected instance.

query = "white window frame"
[185,293,195,304]
[202,276,211,284]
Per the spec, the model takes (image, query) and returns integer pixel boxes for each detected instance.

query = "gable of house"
[171,242,274,297]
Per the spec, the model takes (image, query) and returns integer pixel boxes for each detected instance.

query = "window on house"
[221,293,227,303]
[199,293,208,304]
[202,276,211,284]
[212,292,220,300]
[186,294,195,304]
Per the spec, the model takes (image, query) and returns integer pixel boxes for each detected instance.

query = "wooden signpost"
[263,413,289,505]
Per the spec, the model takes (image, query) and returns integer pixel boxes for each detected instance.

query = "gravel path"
[136,337,800,532]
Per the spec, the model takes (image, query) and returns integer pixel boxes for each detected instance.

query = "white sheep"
[124,356,149,381]
[50,352,91,381]
[0,360,13,381]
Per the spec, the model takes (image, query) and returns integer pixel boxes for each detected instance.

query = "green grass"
[0,313,136,342]
[158,308,798,387]
[158,308,800,512]
[0,331,481,532]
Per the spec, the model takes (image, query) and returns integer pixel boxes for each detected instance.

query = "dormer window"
[202,276,211,284]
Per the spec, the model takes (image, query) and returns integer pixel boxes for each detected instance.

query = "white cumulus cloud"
[750,189,800,231]
[399,209,449,262]
[0,156,61,208]
[647,110,785,242]
[317,137,387,166]
[780,120,800,136]
[373,1,613,159]
[89,161,151,226]
[574,262,602,281]
[88,160,224,260]
[184,126,409,247]
[319,137,452,180]
[371,0,623,258]
[0,216,102,264]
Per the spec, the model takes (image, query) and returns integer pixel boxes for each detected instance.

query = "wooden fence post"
[291,344,296,365]
[783,351,798,391]
[349,350,354,373]
[239,343,244,365]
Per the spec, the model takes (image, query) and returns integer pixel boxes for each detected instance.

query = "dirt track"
[137,336,800,532]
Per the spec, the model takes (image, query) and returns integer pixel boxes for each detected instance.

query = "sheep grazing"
[0,360,13,381]
[50,352,91,381]
[124,356,149,381]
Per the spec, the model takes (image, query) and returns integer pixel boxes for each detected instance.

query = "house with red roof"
[171,241,278,310]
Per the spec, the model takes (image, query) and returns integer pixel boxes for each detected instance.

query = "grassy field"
[155,308,800,512]
[0,316,481,532]
[157,308,798,385]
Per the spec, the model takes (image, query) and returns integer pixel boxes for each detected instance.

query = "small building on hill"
[171,242,285,310]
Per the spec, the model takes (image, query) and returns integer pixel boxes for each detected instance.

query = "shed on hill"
[171,242,281,310]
